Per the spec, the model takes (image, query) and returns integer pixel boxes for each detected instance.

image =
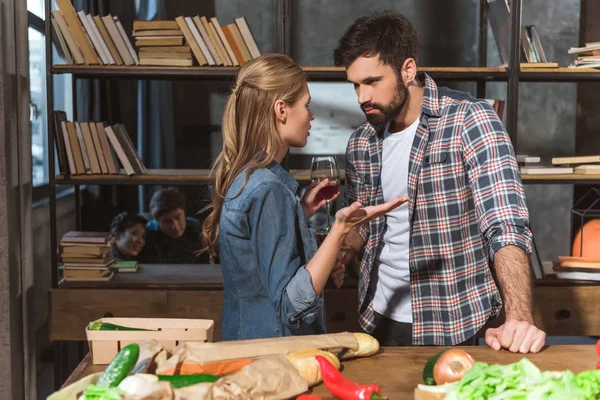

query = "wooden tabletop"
[61,345,597,398]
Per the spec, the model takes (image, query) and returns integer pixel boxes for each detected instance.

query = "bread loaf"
[285,348,340,386]
[342,332,380,359]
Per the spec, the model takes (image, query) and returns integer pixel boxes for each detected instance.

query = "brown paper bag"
[174,355,308,400]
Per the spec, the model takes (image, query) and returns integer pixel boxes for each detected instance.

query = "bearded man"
[333,11,546,353]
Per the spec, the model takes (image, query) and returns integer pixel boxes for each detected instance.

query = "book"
[137,45,191,53]
[61,254,114,265]
[62,231,114,244]
[84,13,115,65]
[66,122,86,175]
[520,166,574,174]
[527,25,548,63]
[211,17,238,67]
[89,122,108,174]
[102,15,135,66]
[133,20,179,31]
[79,122,101,174]
[235,17,261,59]
[204,16,231,66]
[222,24,245,65]
[185,16,215,65]
[193,16,222,65]
[175,16,207,66]
[61,245,112,256]
[552,155,600,166]
[104,125,135,175]
[95,123,119,174]
[135,36,184,47]
[55,0,101,64]
[60,121,77,175]
[51,10,86,65]
[60,267,112,278]
[521,62,558,68]
[516,155,541,164]
[574,165,600,174]
[51,14,73,64]
[63,271,114,282]
[138,51,192,60]
[139,58,193,67]
[227,23,252,63]
[113,261,139,273]
[77,10,110,65]
[133,29,183,37]
[93,15,124,65]
[114,16,139,65]
[52,111,69,175]
[75,122,92,174]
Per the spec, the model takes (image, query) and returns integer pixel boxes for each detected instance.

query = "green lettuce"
[420,358,600,400]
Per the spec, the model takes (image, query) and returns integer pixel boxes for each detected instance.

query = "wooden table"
[61,345,599,398]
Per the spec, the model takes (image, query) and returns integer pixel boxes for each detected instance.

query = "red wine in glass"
[312,179,340,202]
[310,156,340,232]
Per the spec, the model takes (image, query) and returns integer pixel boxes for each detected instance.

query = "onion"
[433,349,475,385]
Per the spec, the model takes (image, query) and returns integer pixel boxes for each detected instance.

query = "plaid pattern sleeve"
[461,100,533,260]
[344,128,372,244]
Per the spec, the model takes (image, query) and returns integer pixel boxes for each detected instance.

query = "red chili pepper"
[315,355,386,400]
[297,395,322,400]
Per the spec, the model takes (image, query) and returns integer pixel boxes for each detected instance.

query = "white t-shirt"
[372,118,419,323]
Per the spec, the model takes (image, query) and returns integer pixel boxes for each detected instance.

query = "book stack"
[53,111,146,177]
[60,232,115,282]
[174,16,261,66]
[51,0,138,65]
[554,256,600,282]
[133,21,192,67]
[519,25,555,68]
[568,42,600,69]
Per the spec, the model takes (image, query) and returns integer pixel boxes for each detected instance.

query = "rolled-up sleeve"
[461,101,533,260]
[247,182,323,328]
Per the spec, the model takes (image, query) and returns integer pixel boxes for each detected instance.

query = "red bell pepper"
[315,355,386,400]
[297,395,322,400]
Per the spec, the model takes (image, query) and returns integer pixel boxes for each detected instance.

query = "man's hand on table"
[485,318,546,353]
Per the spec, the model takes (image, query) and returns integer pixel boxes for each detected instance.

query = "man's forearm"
[340,228,365,264]
[493,245,533,322]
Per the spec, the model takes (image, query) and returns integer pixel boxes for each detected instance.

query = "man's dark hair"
[333,11,419,75]
[110,212,147,235]
[149,187,186,220]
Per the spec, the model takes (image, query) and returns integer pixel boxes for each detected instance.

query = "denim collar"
[266,160,300,196]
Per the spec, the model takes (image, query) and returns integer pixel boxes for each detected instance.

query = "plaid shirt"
[344,73,533,345]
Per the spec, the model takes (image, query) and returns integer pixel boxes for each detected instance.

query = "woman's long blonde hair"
[201,54,307,258]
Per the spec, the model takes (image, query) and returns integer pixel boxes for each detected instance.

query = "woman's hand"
[301,178,340,218]
[333,197,410,235]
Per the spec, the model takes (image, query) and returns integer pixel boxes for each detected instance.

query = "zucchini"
[423,350,444,385]
[157,373,219,388]
[88,321,151,331]
[97,343,140,387]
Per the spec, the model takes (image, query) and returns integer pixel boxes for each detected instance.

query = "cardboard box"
[86,317,213,364]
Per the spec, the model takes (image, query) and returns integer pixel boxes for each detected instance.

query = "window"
[28,2,73,201]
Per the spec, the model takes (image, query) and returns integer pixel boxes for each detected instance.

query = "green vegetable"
[96,343,140,387]
[422,350,444,385]
[83,384,122,400]
[417,358,600,400]
[88,320,150,331]
[157,373,219,388]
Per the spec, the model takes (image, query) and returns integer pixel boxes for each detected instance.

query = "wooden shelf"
[519,68,600,81]
[53,65,509,81]
[55,170,600,185]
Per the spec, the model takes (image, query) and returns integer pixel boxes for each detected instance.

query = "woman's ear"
[274,99,287,124]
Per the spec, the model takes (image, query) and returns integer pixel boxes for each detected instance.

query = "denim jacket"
[219,161,325,340]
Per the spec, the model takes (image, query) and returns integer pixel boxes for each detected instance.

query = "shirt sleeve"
[461,100,533,260]
[247,182,323,328]
[344,139,369,244]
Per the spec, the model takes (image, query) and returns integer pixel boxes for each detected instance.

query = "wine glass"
[310,156,340,242]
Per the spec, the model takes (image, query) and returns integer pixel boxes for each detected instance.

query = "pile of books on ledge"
[53,111,146,177]
[568,42,600,69]
[59,232,115,282]
[518,155,600,175]
[554,256,600,282]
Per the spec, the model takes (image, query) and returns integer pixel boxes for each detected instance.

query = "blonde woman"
[202,54,407,340]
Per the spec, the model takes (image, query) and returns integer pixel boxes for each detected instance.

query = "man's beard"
[361,82,408,132]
